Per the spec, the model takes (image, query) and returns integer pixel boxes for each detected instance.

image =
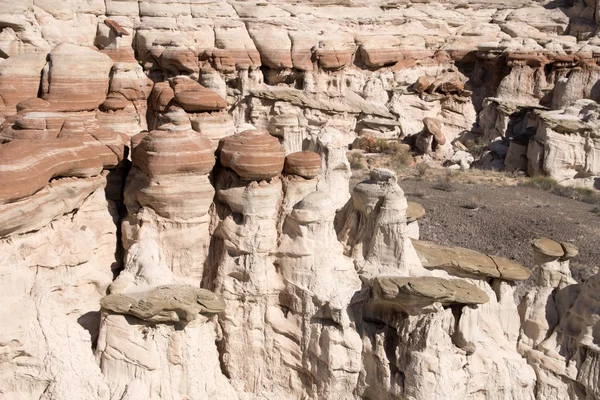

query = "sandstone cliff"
[0,1,600,400]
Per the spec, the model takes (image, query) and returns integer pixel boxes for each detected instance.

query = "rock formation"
[0,1,600,399]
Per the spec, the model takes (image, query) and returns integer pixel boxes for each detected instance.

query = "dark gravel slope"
[399,179,600,282]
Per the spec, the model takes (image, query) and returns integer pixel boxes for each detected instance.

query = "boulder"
[423,117,446,145]
[133,129,215,177]
[42,44,114,112]
[531,237,565,258]
[406,201,426,223]
[171,76,227,112]
[218,129,285,181]
[0,52,47,116]
[284,151,322,179]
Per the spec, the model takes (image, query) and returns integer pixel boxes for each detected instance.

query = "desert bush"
[463,139,488,158]
[431,170,456,192]
[591,207,600,215]
[521,176,559,191]
[348,152,365,170]
[416,163,429,178]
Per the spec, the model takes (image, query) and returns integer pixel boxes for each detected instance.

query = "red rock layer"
[284,151,322,179]
[132,129,215,177]
[423,117,446,145]
[315,47,354,70]
[42,44,114,112]
[218,129,285,181]
[207,49,262,73]
[171,76,228,112]
[150,82,175,113]
[0,110,97,143]
[0,130,126,203]
[0,53,47,116]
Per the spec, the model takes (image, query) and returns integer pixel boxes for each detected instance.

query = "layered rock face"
[1,1,600,400]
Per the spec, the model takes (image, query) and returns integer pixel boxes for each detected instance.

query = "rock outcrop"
[1,1,600,399]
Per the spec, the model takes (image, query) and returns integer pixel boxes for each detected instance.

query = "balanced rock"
[171,76,227,112]
[531,237,565,258]
[104,19,129,37]
[370,276,489,314]
[284,151,322,179]
[423,117,446,145]
[407,201,426,223]
[100,285,225,323]
[412,239,532,281]
[561,242,579,259]
[218,129,285,181]
[133,129,215,177]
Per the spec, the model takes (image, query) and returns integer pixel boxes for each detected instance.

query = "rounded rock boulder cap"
[284,151,322,179]
[560,242,579,260]
[531,237,565,258]
[370,168,397,183]
[407,202,426,223]
[133,129,215,177]
[218,129,285,181]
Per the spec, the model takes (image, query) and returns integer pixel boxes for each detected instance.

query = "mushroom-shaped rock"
[423,117,446,145]
[531,237,565,258]
[104,19,130,36]
[171,76,227,112]
[407,201,426,223]
[100,285,225,323]
[218,129,285,181]
[284,151,321,179]
[560,242,578,260]
[369,276,488,315]
[132,129,215,177]
[370,168,397,183]
[412,239,531,281]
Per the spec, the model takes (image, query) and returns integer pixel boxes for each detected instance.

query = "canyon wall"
[0,1,599,399]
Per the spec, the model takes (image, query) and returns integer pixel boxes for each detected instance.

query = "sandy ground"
[350,167,600,283]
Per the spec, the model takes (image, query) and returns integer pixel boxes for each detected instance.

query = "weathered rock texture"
[1,1,600,400]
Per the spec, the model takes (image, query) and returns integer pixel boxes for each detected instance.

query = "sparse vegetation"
[591,207,600,215]
[415,163,429,178]
[348,152,366,170]
[378,141,414,173]
[461,194,483,210]
[520,176,557,191]
[431,170,456,192]
[463,139,488,158]
[519,176,600,205]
